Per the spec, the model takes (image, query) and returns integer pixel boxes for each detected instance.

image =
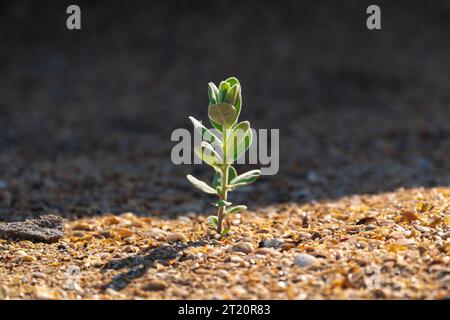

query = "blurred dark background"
[0,0,449,220]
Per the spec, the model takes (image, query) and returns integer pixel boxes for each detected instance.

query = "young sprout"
[186,77,261,235]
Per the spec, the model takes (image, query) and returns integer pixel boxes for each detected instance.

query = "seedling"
[186,77,261,235]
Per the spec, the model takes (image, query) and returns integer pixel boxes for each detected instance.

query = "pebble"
[259,238,284,248]
[103,216,121,225]
[395,239,416,246]
[94,253,109,260]
[255,248,281,256]
[22,255,36,262]
[413,225,431,233]
[167,232,188,243]
[32,272,46,279]
[365,224,377,231]
[12,250,35,263]
[116,228,134,239]
[148,228,168,241]
[228,242,254,254]
[34,286,57,300]
[124,245,140,253]
[143,280,167,291]
[72,222,91,231]
[294,253,318,268]
[228,255,244,263]
[90,259,104,268]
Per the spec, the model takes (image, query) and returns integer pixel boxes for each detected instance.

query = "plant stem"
[217,131,229,234]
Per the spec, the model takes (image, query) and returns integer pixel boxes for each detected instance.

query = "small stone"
[167,232,188,243]
[22,254,36,262]
[148,228,168,241]
[311,232,322,240]
[103,216,121,225]
[34,286,57,300]
[294,253,318,268]
[71,222,91,231]
[15,250,27,257]
[413,225,431,233]
[120,212,137,220]
[97,252,111,260]
[32,272,46,279]
[255,248,281,256]
[228,242,254,254]
[0,215,64,243]
[90,259,104,268]
[124,245,139,253]
[356,217,378,225]
[228,255,244,263]
[259,238,284,248]
[398,211,420,223]
[116,228,133,239]
[124,237,136,245]
[143,280,167,291]
[172,287,189,297]
[365,224,377,231]
[395,239,416,246]
[72,231,85,237]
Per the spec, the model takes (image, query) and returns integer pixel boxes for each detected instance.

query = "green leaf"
[207,82,219,104]
[225,121,252,162]
[213,166,237,188]
[218,81,231,102]
[212,199,232,207]
[225,77,241,116]
[189,116,220,146]
[224,84,240,107]
[221,228,231,236]
[228,166,237,181]
[210,118,223,133]
[186,175,217,195]
[229,169,261,186]
[225,77,240,87]
[194,142,222,168]
[206,215,218,227]
[234,92,242,119]
[225,205,247,216]
[208,103,237,128]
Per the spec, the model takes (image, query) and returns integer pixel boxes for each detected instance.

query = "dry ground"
[0,187,449,299]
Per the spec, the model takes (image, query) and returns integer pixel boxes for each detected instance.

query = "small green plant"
[186,77,261,235]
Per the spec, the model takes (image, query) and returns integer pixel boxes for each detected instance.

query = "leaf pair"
[194,141,221,168]
[228,169,261,190]
[213,166,237,189]
[208,77,242,131]
[224,121,252,163]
